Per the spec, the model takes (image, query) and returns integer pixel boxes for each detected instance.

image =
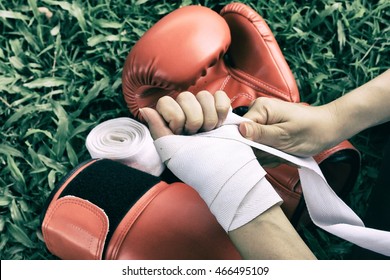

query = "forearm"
[326,69,390,142]
[228,205,317,260]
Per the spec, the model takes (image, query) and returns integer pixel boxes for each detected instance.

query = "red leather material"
[122,5,231,120]
[122,4,300,120]
[220,3,300,104]
[121,3,360,225]
[42,196,109,260]
[106,182,241,260]
[314,140,357,164]
[265,164,301,220]
[42,159,103,259]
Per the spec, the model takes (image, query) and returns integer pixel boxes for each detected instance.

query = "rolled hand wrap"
[86,117,165,176]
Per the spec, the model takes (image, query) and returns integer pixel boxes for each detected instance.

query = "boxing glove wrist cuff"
[41,159,162,259]
[42,159,242,259]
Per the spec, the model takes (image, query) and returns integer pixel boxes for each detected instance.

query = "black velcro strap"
[57,159,161,250]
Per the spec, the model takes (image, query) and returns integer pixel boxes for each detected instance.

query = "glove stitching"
[44,197,108,260]
[230,92,256,104]
[220,74,231,91]
[230,68,290,99]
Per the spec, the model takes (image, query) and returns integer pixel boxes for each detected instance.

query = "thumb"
[139,108,173,140]
[238,121,283,148]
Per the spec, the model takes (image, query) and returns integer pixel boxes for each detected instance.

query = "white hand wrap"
[155,124,282,232]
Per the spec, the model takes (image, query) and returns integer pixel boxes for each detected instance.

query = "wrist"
[320,102,351,147]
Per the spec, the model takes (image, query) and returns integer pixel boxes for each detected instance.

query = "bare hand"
[238,97,338,157]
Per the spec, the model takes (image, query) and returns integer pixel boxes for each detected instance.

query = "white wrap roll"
[86,117,165,176]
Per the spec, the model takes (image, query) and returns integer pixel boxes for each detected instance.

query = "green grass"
[1,0,389,260]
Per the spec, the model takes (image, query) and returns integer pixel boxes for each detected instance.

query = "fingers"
[214,90,231,127]
[156,96,186,135]
[239,97,292,151]
[239,97,289,145]
[156,90,231,135]
[241,98,269,125]
[177,91,204,134]
[239,97,330,157]
[195,91,218,131]
[139,108,173,140]
[242,97,281,124]
[196,90,230,131]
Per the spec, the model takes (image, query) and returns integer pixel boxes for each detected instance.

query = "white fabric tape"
[155,134,282,231]
[86,117,165,176]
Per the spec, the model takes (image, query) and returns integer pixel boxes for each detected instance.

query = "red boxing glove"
[122,4,298,120]
[122,3,360,225]
[41,159,241,260]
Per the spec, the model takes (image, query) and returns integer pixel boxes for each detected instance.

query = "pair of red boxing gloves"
[41,3,360,259]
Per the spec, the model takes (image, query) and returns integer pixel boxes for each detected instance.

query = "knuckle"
[176,91,195,103]
[173,114,186,125]
[214,91,231,109]
[215,100,230,115]
[196,90,212,99]
[252,97,269,109]
[156,96,174,110]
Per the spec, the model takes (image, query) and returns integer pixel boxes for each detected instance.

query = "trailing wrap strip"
[155,112,390,256]
[86,118,165,177]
